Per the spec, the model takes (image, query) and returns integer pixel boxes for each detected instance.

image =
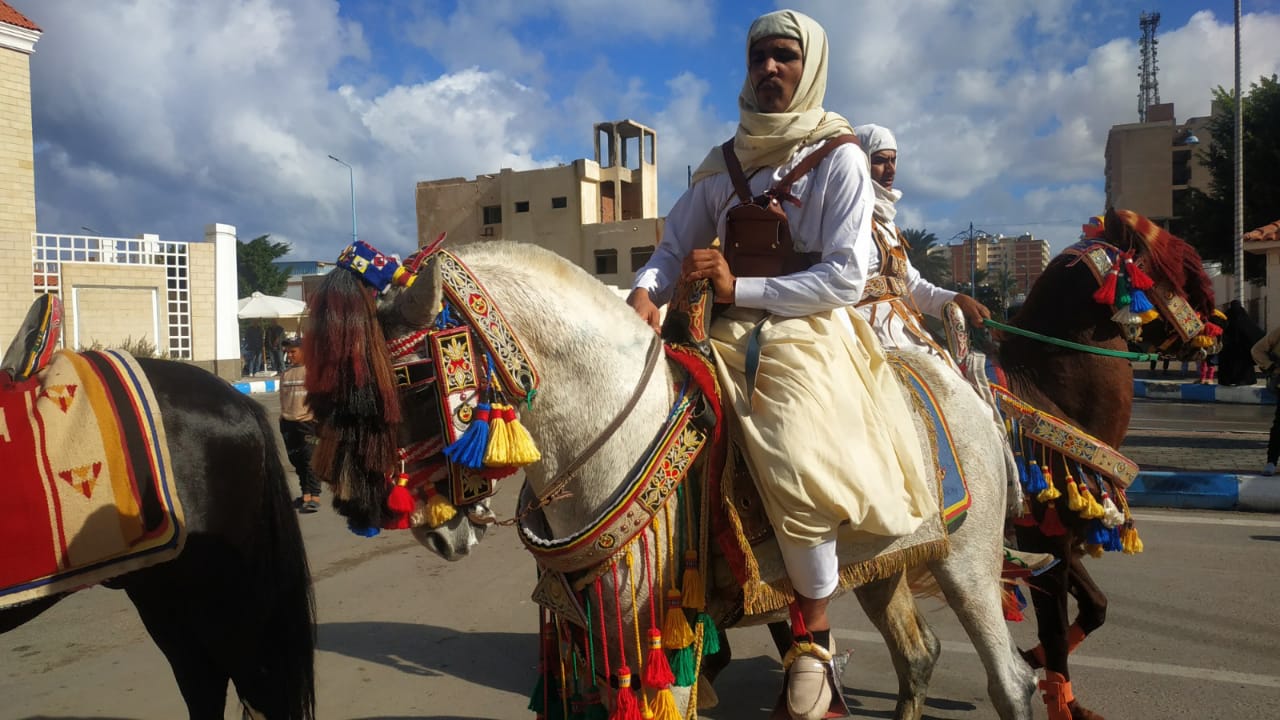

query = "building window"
[594,249,618,275]
[551,196,568,209]
[482,205,502,225]
[515,201,530,213]
[630,245,654,271]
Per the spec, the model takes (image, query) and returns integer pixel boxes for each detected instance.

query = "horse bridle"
[492,334,664,526]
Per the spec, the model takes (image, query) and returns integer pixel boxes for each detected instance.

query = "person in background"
[279,335,320,512]
[243,326,264,376]
[1251,323,1280,475]
[266,323,285,374]
[1218,300,1264,386]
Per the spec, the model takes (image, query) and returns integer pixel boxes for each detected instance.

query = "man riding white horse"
[628,10,936,719]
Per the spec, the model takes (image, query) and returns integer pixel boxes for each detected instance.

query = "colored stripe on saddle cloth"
[892,359,972,532]
[0,350,182,609]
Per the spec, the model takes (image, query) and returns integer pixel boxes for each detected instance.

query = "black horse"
[0,358,315,720]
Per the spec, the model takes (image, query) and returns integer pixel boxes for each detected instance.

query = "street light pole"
[328,154,358,244]
[1232,0,1244,302]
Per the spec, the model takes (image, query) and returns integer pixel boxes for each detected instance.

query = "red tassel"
[1001,588,1024,622]
[1039,502,1067,536]
[642,628,674,689]
[1125,256,1155,290]
[610,666,642,720]
[1092,268,1118,305]
[387,472,415,515]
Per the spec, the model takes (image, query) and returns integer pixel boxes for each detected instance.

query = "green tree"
[237,234,293,297]
[900,227,952,287]
[1179,75,1280,280]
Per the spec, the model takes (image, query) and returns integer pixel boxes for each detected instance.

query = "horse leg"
[1014,528,1082,720]
[0,594,65,634]
[928,545,1037,720]
[123,563,231,720]
[853,572,940,720]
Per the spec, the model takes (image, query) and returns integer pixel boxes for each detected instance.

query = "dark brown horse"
[997,208,1216,720]
[0,357,316,720]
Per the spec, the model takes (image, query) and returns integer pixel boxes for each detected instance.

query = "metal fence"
[32,233,192,360]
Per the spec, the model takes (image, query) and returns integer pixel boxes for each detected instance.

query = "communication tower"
[1138,11,1161,122]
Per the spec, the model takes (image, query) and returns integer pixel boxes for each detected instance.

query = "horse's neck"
[999,337,1133,447]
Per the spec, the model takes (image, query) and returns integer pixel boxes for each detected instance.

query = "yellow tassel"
[1066,475,1084,512]
[649,687,681,720]
[1077,482,1099,519]
[425,489,457,528]
[662,589,694,649]
[680,550,704,610]
[503,406,542,465]
[1139,308,1160,323]
[641,690,653,719]
[483,403,512,466]
[1121,526,1145,554]
[1085,543,1104,558]
[1037,482,1061,503]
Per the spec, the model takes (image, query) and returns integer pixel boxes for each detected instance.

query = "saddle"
[2,294,63,384]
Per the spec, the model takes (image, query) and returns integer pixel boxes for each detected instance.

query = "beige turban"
[690,9,853,184]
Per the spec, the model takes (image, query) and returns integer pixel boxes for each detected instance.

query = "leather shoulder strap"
[775,134,859,194]
[721,139,754,203]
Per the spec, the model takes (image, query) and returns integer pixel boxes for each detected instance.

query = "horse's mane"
[1109,208,1216,316]
[304,268,401,529]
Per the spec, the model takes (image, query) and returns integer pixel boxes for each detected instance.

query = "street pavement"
[3,392,1277,718]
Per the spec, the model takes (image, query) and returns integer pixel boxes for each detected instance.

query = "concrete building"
[416,120,664,289]
[1,1,241,379]
[1104,102,1212,236]
[948,233,1051,297]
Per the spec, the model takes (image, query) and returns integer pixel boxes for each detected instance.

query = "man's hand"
[626,288,662,333]
[954,293,992,327]
[681,249,736,304]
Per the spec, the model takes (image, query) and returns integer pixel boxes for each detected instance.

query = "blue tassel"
[1106,525,1124,552]
[348,521,380,538]
[1129,289,1153,313]
[1088,519,1110,546]
[1026,460,1048,494]
[444,403,491,468]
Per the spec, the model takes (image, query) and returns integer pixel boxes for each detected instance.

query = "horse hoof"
[1069,700,1106,720]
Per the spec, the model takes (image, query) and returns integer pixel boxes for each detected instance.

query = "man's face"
[748,35,803,113]
[285,345,303,365]
[869,150,897,189]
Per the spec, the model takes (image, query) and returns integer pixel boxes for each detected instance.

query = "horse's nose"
[424,532,450,558]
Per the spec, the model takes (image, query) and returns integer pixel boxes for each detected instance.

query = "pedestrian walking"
[1218,300,1264,386]
[279,335,320,511]
[1250,323,1280,475]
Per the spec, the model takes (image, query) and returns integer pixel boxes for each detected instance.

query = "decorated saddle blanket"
[705,353,968,621]
[0,350,183,609]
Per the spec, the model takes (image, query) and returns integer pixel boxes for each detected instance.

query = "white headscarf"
[855,123,902,223]
[691,9,854,183]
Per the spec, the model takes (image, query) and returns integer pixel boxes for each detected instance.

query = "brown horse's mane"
[1109,208,1216,316]
[304,268,401,530]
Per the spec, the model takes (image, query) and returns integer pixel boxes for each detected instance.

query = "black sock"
[799,628,831,650]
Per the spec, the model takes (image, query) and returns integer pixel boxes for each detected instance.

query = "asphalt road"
[2,395,1278,719]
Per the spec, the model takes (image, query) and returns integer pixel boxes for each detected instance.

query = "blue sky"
[17,0,1280,262]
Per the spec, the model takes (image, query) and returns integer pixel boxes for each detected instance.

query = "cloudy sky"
[17,0,1280,262]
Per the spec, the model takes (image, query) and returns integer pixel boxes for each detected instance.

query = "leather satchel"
[720,135,858,278]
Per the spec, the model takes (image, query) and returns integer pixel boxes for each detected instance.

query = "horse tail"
[248,402,317,719]
[305,266,400,530]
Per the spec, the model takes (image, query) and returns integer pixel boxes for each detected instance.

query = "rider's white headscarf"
[855,123,902,223]
[691,9,854,183]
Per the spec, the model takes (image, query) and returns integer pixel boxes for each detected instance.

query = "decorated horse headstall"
[1064,240,1221,352]
[335,240,542,532]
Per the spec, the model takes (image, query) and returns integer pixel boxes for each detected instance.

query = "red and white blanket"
[0,349,182,608]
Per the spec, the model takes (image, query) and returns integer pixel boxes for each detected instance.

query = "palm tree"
[900,227,952,287]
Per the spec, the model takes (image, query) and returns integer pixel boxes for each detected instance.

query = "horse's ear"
[394,254,444,329]
[1104,207,1140,252]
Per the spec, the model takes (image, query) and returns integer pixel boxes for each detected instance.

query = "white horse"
[311,241,1036,720]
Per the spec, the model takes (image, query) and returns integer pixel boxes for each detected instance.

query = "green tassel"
[670,645,698,687]
[527,673,546,715]
[697,612,720,656]
[582,685,608,720]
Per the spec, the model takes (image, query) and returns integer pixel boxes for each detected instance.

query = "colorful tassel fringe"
[444,402,490,468]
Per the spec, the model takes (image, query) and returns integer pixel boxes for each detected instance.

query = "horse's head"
[1102,208,1219,359]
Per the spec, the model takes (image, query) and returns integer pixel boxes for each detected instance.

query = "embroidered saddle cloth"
[0,350,183,609]
[708,352,969,621]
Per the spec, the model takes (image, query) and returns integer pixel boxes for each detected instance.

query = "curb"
[1127,471,1280,512]
[234,378,278,394]
[1133,379,1276,405]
